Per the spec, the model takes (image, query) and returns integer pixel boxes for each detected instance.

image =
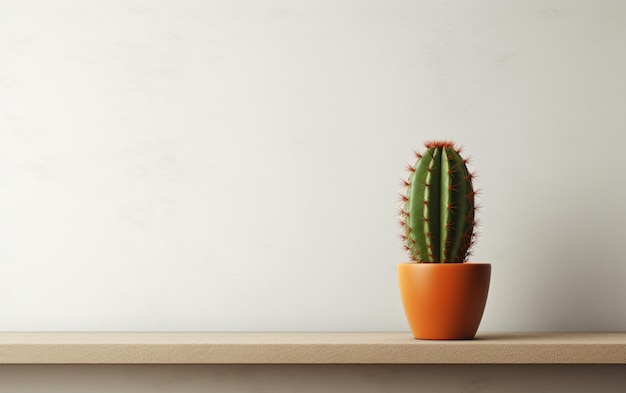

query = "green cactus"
[400,140,478,263]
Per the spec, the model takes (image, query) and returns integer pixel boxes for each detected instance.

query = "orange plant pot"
[398,262,491,340]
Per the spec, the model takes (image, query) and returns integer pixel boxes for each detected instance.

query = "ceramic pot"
[398,262,491,340]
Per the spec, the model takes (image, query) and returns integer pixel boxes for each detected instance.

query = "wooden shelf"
[0,332,624,364]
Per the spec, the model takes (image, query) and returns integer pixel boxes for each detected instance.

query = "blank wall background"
[1,0,625,332]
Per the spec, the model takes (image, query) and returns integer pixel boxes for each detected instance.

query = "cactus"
[400,140,478,263]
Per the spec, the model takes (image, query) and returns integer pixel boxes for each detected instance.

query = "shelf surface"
[0,332,624,364]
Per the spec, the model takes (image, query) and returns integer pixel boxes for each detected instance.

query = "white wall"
[1,0,625,333]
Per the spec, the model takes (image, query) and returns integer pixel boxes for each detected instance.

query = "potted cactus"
[398,140,490,340]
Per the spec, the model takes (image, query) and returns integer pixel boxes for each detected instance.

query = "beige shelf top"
[0,332,624,364]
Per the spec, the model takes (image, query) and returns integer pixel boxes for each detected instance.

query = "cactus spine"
[400,140,477,263]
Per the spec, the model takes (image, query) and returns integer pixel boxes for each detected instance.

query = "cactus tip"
[424,140,456,149]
